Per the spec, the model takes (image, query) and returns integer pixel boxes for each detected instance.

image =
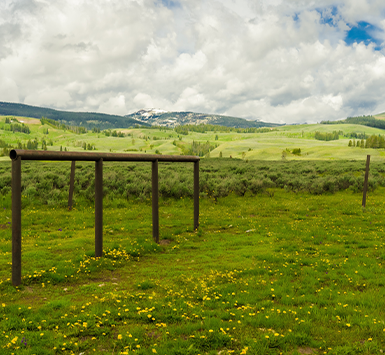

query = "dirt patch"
[146,331,161,339]
[298,347,316,354]
[0,224,9,229]
[159,239,171,245]
[17,117,41,124]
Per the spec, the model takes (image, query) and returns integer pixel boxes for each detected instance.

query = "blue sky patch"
[345,21,383,50]
[160,0,181,9]
[292,12,299,22]
[317,6,339,26]
[293,6,339,27]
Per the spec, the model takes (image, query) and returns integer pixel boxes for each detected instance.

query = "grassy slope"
[373,112,385,120]
[1,116,385,162]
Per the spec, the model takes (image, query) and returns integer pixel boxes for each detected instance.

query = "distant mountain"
[125,108,281,128]
[0,101,281,130]
[0,101,146,130]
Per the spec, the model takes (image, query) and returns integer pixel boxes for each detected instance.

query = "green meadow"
[1,115,385,162]
[1,115,385,354]
[1,188,385,354]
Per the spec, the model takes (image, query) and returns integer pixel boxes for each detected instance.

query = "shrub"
[1,159,384,204]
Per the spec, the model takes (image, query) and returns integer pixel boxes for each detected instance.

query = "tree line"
[174,123,277,135]
[3,119,31,134]
[321,115,385,131]
[348,134,385,148]
[314,131,342,141]
[41,117,87,134]
[0,137,54,156]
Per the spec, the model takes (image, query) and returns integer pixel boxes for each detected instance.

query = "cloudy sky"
[1,0,385,124]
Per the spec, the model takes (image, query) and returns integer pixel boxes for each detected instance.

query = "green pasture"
[374,113,385,120]
[2,116,385,161]
[1,115,385,353]
[1,187,385,354]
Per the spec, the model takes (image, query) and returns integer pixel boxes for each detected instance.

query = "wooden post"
[95,158,103,257]
[68,161,75,210]
[12,156,22,286]
[152,159,159,243]
[362,155,370,207]
[194,161,199,230]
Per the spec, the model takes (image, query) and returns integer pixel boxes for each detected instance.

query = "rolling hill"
[0,101,146,130]
[321,113,385,130]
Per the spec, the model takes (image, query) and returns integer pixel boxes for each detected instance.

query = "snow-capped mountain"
[135,108,169,118]
[125,109,280,129]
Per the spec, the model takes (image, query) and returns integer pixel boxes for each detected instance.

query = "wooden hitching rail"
[10,149,200,286]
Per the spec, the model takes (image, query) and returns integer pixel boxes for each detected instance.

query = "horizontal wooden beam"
[10,149,199,163]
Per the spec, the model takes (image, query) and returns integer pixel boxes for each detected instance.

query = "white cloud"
[1,0,385,123]
[98,94,127,115]
[0,76,19,102]
[322,94,343,111]
[25,88,72,109]
[174,86,206,111]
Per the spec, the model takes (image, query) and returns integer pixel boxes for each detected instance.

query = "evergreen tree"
[380,136,385,148]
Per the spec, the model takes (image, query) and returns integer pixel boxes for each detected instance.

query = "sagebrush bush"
[0,158,384,204]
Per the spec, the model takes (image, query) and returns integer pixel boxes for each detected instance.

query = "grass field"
[1,115,385,162]
[1,115,385,354]
[1,187,385,354]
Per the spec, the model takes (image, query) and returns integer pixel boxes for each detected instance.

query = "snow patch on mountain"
[125,109,281,129]
[136,108,169,117]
